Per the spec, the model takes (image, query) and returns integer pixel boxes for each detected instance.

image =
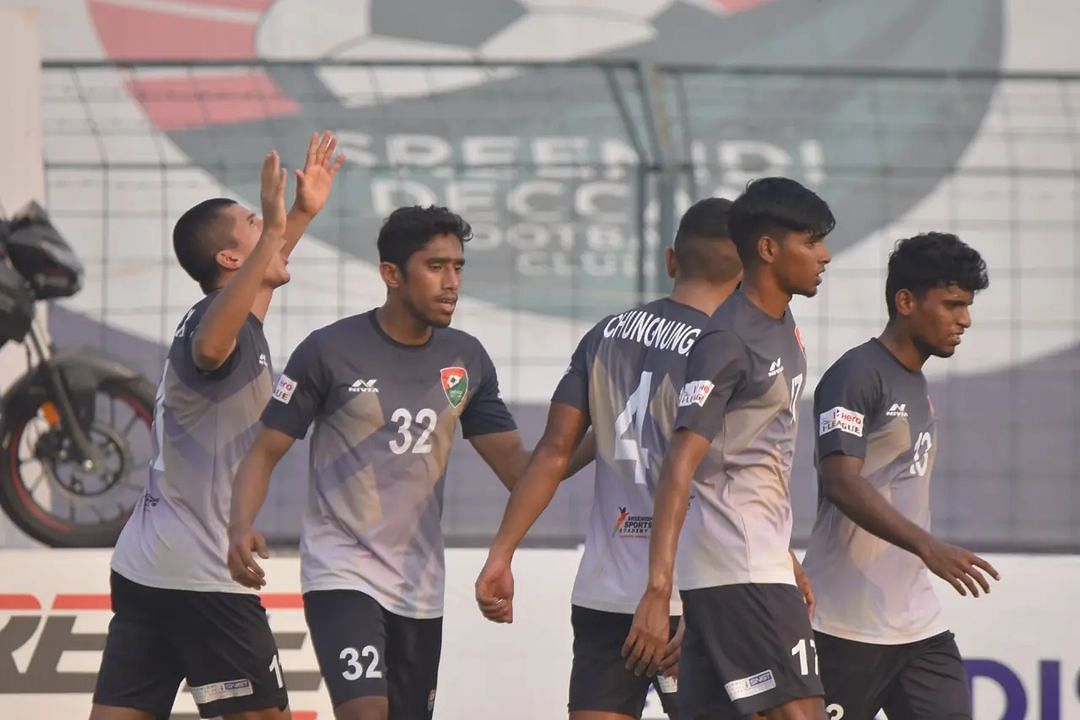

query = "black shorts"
[569,605,681,718]
[304,590,442,719]
[679,583,824,719]
[93,571,288,720]
[815,630,970,720]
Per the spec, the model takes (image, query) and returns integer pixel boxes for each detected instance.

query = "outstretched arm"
[281,131,345,258]
[474,403,587,623]
[192,151,287,371]
[820,453,999,597]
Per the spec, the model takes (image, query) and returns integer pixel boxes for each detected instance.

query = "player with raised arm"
[476,198,743,720]
[227,206,531,720]
[624,177,834,720]
[91,133,345,720]
[802,232,997,720]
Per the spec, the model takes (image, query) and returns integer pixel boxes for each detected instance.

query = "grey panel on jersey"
[673,290,808,590]
[112,292,273,593]
[803,338,947,644]
[553,297,708,615]
[261,311,516,619]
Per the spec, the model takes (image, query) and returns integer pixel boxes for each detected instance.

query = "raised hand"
[260,150,288,238]
[294,131,346,218]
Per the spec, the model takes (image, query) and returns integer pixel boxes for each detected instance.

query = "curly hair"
[885,232,989,319]
[376,205,472,274]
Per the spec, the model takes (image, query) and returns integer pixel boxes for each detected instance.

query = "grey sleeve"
[460,345,517,439]
[550,326,594,425]
[673,329,750,440]
[814,361,881,461]
[260,332,329,439]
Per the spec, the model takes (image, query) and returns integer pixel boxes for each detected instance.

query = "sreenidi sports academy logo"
[88,0,1002,320]
[612,507,652,539]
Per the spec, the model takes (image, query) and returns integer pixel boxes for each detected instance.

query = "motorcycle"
[0,201,155,547]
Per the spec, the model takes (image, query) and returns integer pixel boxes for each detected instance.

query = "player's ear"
[379,261,404,290]
[893,288,917,318]
[758,233,780,265]
[665,247,677,279]
[215,247,243,273]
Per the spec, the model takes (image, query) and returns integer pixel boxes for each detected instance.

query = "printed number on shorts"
[389,407,437,455]
[269,654,284,688]
[826,704,845,719]
[791,637,819,676]
[341,645,383,680]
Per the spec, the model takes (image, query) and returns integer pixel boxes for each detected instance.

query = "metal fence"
[37,60,1080,550]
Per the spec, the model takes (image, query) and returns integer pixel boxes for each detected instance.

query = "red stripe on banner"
[0,594,41,611]
[180,0,272,10]
[127,72,300,131]
[88,1,258,60]
[259,593,304,609]
[53,594,112,611]
[714,0,777,12]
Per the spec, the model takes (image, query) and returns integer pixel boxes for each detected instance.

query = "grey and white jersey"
[673,290,807,590]
[553,297,708,615]
[803,339,946,644]
[112,293,273,593]
[261,311,516,619]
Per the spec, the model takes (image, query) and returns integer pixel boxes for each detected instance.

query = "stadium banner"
[0,549,1076,720]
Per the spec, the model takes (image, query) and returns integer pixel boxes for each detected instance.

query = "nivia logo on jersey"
[603,310,700,356]
[886,402,908,417]
[612,507,651,538]
[350,378,378,393]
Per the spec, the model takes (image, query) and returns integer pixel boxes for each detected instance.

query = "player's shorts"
[93,571,288,719]
[304,589,442,719]
[678,583,824,719]
[815,630,970,720]
[568,604,681,718]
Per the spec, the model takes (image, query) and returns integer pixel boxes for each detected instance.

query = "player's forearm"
[563,429,595,480]
[488,448,568,561]
[228,452,276,533]
[282,205,314,258]
[823,472,933,558]
[646,462,693,594]
[193,231,285,367]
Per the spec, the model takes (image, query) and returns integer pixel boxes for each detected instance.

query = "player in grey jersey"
[625,178,834,720]
[226,206,563,720]
[92,134,344,720]
[803,233,997,720]
[475,198,743,720]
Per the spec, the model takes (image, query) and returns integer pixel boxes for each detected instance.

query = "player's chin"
[931,344,957,358]
[425,307,455,328]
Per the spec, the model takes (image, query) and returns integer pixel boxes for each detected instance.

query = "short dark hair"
[885,232,989,319]
[173,198,238,294]
[728,177,835,265]
[673,197,740,282]
[376,205,473,272]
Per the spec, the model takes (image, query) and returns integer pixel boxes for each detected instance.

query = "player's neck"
[670,277,740,316]
[250,288,272,323]
[878,323,927,372]
[375,301,433,346]
[739,272,790,319]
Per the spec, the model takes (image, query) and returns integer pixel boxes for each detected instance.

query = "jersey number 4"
[614,371,652,486]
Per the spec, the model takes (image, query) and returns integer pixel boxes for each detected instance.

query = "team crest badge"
[440,367,468,408]
[794,326,805,351]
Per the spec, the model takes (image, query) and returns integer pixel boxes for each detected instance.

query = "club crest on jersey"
[795,326,805,351]
[440,367,468,407]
